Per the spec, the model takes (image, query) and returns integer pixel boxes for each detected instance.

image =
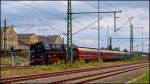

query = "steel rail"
[0,62,148,83]
[46,63,149,83]
[1,65,30,70]
[79,64,148,83]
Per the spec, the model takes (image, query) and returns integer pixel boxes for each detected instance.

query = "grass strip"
[1,59,148,78]
[131,71,149,83]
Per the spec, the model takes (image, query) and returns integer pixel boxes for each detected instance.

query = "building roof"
[38,35,62,44]
[47,35,60,43]
[18,34,33,39]
[38,35,48,43]
[18,40,28,46]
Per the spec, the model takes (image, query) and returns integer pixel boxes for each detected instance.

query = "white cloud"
[75,39,97,47]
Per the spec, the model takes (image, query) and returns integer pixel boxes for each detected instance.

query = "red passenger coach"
[75,48,100,60]
[74,48,127,61]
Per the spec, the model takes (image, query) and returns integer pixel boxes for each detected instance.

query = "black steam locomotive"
[29,42,66,65]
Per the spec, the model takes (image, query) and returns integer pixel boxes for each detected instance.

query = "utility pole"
[129,17,134,55]
[107,25,110,48]
[141,27,143,54]
[4,20,7,53]
[114,11,120,32]
[130,24,133,55]
[98,0,100,56]
[67,0,73,63]
[0,22,1,51]
[134,27,144,54]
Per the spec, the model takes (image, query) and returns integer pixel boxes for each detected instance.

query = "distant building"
[38,35,64,44]
[38,36,48,44]
[47,35,64,44]
[18,33,38,45]
[0,26,18,50]
[17,40,29,50]
[17,33,38,50]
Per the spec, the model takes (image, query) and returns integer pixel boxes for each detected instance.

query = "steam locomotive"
[29,42,66,65]
[29,42,128,65]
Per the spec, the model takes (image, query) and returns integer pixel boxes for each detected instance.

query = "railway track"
[1,65,30,70]
[0,64,11,67]
[62,63,148,83]
[0,62,148,83]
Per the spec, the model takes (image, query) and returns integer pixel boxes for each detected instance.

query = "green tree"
[114,47,119,51]
[124,49,128,52]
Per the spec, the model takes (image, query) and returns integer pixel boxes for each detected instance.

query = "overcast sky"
[1,1,149,52]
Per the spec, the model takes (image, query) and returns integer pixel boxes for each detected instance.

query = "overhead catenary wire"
[103,2,131,17]
[3,2,66,19]
[21,1,102,33]
[101,2,133,33]
[3,2,95,34]
[3,1,119,34]
[72,17,102,35]
[103,2,121,11]
[21,3,66,19]
[85,1,107,12]
[2,1,130,31]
